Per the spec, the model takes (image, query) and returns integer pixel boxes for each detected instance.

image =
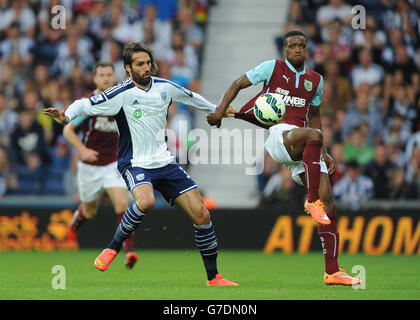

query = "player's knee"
[136,196,155,213]
[193,204,211,226]
[83,208,97,219]
[307,129,323,142]
[114,201,128,214]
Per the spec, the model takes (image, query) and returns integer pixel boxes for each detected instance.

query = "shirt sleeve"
[166,81,216,113]
[71,115,89,127]
[245,60,276,86]
[310,75,323,107]
[64,89,124,122]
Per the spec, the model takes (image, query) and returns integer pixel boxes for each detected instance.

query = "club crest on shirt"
[304,79,313,92]
[160,91,167,101]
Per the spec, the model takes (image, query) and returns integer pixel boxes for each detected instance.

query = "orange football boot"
[94,249,117,271]
[323,268,362,286]
[207,273,239,286]
[125,251,139,270]
[304,199,331,225]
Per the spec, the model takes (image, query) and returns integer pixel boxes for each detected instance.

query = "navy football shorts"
[122,163,197,205]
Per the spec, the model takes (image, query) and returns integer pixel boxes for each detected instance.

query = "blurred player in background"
[44,42,237,286]
[208,31,361,286]
[63,62,138,269]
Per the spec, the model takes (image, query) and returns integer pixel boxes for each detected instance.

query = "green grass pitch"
[0,249,419,300]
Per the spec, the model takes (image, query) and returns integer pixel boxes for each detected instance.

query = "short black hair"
[346,160,360,169]
[283,30,308,46]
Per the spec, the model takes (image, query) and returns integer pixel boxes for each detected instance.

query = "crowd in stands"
[0,0,211,200]
[259,0,420,208]
[2,0,419,208]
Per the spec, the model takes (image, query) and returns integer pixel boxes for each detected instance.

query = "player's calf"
[104,202,147,255]
[68,204,90,240]
[302,139,323,203]
[194,221,219,281]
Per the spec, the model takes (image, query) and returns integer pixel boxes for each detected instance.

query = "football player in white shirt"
[44,42,238,286]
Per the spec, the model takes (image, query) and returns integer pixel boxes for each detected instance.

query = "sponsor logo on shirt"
[134,109,143,119]
[275,87,306,107]
[133,107,167,118]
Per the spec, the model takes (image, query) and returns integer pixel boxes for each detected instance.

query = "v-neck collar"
[285,59,306,88]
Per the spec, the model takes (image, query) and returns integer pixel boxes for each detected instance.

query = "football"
[253,93,286,126]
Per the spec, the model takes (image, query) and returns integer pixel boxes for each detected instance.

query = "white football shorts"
[77,161,126,202]
[264,123,328,186]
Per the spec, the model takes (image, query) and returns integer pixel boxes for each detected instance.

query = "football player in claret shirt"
[63,62,137,269]
[44,42,238,286]
[208,31,361,286]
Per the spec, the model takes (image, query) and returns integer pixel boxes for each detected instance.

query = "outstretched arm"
[44,88,124,125]
[45,98,97,125]
[166,82,236,118]
[43,107,69,125]
[207,75,252,128]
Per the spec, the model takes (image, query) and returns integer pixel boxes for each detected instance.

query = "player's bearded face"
[131,67,151,86]
[129,52,153,86]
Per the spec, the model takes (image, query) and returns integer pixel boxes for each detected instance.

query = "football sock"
[107,203,146,252]
[70,204,86,231]
[302,140,322,203]
[194,222,218,281]
[117,212,135,253]
[317,211,340,274]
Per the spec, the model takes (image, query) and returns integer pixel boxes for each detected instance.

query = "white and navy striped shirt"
[333,174,374,202]
[64,77,216,171]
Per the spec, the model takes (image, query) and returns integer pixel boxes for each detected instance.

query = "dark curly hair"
[122,42,159,76]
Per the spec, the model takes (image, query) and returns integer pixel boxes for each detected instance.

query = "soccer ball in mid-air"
[253,93,286,126]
